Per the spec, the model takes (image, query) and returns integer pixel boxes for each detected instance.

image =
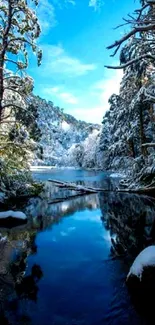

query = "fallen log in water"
[48,179,155,198]
[48,179,98,193]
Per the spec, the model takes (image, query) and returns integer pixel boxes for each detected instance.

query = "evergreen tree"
[0,0,42,199]
[98,0,155,190]
[0,0,42,121]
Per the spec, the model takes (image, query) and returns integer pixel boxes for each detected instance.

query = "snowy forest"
[1,1,155,325]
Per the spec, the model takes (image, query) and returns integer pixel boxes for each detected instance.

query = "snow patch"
[0,210,27,220]
[127,246,155,280]
[109,173,125,178]
[61,121,70,131]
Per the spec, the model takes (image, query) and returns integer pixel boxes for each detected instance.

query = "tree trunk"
[0,0,13,122]
[139,100,147,156]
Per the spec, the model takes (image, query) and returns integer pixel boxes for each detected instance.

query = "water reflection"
[27,192,99,219]
[99,193,155,258]
[1,185,155,324]
[0,230,43,324]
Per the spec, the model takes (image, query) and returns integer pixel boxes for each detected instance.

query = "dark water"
[1,169,155,325]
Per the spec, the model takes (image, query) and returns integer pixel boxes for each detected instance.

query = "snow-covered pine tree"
[99,0,155,190]
[0,0,42,120]
[0,0,42,200]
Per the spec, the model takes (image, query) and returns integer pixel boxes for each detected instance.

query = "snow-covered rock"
[0,210,27,220]
[127,246,155,280]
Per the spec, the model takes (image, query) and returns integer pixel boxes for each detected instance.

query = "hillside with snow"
[31,95,101,168]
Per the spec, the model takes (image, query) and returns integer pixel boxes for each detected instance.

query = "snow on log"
[0,210,27,220]
[48,179,98,193]
[48,179,155,195]
[127,246,155,281]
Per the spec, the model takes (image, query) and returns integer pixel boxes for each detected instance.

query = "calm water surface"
[1,168,155,325]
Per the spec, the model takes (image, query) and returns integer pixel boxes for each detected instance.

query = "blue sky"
[29,0,138,123]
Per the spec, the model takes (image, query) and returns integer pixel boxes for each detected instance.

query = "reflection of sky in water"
[25,205,114,324]
[25,198,142,325]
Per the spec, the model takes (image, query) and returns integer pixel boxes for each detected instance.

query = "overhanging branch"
[105,54,155,69]
[107,24,155,55]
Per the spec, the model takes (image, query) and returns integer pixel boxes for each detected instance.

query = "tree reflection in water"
[99,192,155,258]
[0,227,43,324]
[99,192,155,323]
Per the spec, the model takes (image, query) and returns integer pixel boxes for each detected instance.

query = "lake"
[0,168,155,325]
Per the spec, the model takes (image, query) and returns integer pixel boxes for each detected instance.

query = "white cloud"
[41,44,97,77]
[69,107,103,123]
[93,69,123,111]
[63,70,123,123]
[50,86,60,93]
[66,0,76,5]
[59,92,78,104]
[37,0,103,34]
[37,0,76,34]
[43,86,78,104]
[89,0,97,9]
[89,0,104,10]
[37,0,57,33]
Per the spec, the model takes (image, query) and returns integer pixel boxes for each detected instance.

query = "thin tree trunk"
[0,0,12,122]
[139,100,147,156]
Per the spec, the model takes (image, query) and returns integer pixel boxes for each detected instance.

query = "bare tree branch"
[105,54,155,69]
[136,3,149,20]
[107,24,155,54]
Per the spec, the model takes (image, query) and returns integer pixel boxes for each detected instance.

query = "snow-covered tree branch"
[106,0,155,69]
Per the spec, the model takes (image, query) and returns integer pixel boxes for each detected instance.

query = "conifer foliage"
[0,0,42,200]
[98,0,155,190]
